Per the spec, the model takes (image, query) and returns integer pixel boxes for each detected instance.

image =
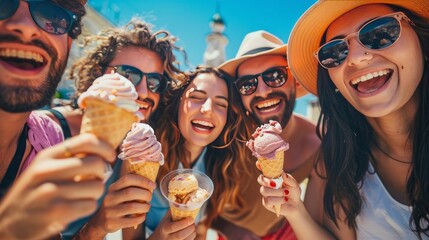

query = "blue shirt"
[145,148,207,236]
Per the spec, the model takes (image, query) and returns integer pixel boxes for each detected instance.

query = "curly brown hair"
[153,66,251,228]
[68,18,187,105]
[52,0,86,39]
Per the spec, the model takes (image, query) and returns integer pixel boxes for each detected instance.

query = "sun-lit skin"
[326,4,424,117]
[237,55,296,126]
[178,72,229,152]
[107,46,163,121]
[0,1,69,108]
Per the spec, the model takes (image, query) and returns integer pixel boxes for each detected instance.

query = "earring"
[246,110,250,116]
[364,52,369,55]
[334,88,339,93]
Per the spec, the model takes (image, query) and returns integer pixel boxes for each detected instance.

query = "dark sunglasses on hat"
[111,65,168,94]
[0,0,77,35]
[315,12,413,69]
[234,66,288,96]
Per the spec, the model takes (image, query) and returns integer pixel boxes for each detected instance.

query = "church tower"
[203,8,228,67]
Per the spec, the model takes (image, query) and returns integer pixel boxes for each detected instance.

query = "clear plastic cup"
[160,169,214,221]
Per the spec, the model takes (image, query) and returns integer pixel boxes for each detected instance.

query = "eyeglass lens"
[235,67,288,95]
[0,0,74,35]
[114,65,165,93]
[318,15,401,69]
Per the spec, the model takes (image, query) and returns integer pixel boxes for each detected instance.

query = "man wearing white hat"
[214,30,320,239]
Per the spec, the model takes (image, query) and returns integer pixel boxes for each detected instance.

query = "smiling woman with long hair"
[144,66,249,239]
[258,0,429,239]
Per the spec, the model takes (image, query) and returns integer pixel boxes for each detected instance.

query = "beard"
[0,35,68,113]
[248,91,296,127]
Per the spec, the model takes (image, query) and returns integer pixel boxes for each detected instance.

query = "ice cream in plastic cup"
[160,169,214,221]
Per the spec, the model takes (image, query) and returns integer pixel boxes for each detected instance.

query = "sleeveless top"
[356,164,428,239]
[20,112,64,173]
[47,108,72,139]
[145,147,207,237]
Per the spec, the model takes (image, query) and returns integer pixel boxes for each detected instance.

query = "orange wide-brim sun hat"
[288,0,429,96]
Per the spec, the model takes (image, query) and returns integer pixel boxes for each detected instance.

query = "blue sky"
[88,0,318,115]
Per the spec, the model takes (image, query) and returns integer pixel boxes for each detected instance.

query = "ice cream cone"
[127,161,160,182]
[273,204,281,217]
[170,204,202,221]
[80,99,138,148]
[257,151,284,179]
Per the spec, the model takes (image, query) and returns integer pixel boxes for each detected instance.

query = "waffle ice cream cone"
[257,151,284,179]
[247,121,289,217]
[78,73,142,148]
[127,161,160,182]
[81,99,138,148]
[119,123,164,182]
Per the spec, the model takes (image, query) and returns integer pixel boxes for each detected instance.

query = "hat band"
[241,47,274,56]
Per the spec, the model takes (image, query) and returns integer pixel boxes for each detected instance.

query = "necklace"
[373,141,412,164]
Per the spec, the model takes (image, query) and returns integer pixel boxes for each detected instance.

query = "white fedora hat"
[220,30,308,98]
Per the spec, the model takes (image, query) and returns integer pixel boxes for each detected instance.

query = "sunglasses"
[0,0,77,35]
[315,12,413,69]
[111,65,167,94]
[235,66,288,96]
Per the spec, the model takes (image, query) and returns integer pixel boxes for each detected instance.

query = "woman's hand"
[258,172,303,218]
[149,211,196,240]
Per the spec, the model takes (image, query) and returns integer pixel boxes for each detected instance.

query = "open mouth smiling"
[0,48,46,70]
[136,99,154,110]
[349,69,392,94]
[255,99,281,113]
[191,119,215,131]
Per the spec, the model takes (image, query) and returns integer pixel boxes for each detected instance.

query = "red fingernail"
[284,189,289,195]
[285,197,289,202]
[269,181,276,187]
[285,174,289,178]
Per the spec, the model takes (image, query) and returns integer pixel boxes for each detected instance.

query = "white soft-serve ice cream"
[77,73,143,148]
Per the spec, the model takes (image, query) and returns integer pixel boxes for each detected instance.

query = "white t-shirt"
[356,164,428,239]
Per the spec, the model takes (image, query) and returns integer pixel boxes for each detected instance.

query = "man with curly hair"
[39,19,188,239]
[43,19,187,137]
[0,1,118,239]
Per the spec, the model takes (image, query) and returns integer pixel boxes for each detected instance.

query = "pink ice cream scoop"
[246,120,289,159]
[119,123,164,165]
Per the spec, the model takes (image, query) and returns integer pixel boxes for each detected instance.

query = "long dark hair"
[153,66,249,227]
[316,5,429,237]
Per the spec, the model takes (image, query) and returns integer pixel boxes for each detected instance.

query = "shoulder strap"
[0,124,28,193]
[47,109,72,139]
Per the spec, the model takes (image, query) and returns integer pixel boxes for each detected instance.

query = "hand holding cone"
[247,120,289,216]
[119,123,164,228]
[74,73,142,181]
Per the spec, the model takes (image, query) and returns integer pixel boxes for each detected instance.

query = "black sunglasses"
[111,65,167,94]
[315,12,413,69]
[234,66,289,96]
[0,0,77,35]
